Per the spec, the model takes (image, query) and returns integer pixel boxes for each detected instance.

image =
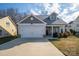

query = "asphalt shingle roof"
[19,12,67,25]
[43,12,60,25]
[20,15,44,24]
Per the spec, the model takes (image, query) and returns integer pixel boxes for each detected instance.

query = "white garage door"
[19,24,45,38]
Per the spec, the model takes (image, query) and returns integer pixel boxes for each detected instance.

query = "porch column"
[52,26,53,37]
[63,25,65,33]
[60,25,65,33]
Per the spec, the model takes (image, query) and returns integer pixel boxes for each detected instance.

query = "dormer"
[49,12,58,20]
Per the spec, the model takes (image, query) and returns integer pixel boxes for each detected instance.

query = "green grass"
[0,36,18,45]
[49,36,79,56]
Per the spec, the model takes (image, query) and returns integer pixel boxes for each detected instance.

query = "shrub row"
[59,32,70,38]
[53,29,79,38]
[53,31,70,38]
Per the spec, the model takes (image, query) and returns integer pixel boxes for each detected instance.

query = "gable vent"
[30,17,34,20]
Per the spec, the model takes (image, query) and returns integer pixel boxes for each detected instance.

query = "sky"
[0,3,79,23]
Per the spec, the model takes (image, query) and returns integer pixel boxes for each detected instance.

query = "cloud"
[30,3,79,23]
[30,9,40,15]
[70,3,79,11]
[58,3,79,23]
[30,3,61,15]
[42,3,60,14]
[62,9,69,14]
[42,3,53,14]
[52,3,61,13]
[61,11,79,23]
[59,8,69,17]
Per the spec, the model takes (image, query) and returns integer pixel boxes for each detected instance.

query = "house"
[0,27,10,37]
[18,12,67,38]
[68,16,79,33]
[66,21,74,32]
[0,16,17,38]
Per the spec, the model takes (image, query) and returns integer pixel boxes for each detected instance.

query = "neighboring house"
[0,27,10,37]
[68,16,79,32]
[66,21,74,32]
[18,12,67,38]
[0,16,17,38]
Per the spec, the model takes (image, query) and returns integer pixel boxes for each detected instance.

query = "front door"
[53,26,60,37]
[46,26,52,36]
[53,26,60,33]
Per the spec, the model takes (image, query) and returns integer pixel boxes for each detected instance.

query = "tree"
[0,8,26,23]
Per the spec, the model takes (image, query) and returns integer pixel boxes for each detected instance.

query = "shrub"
[63,32,69,38]
[66,31,71,36]
[70,29,76,35]
[59,32,69,38]
[59,33,63,38]
[53,32,59,38]
[75,32,79,37]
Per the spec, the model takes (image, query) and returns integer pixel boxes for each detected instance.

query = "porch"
[45,25,65,38]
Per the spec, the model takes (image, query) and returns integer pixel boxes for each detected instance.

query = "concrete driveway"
[0,38,64,56]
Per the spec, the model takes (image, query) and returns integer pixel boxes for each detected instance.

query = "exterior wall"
[70,23,75,30]
[18,24,46,38]
[69,18,79,32]
[74,19,79,32]
[0,27,10,38]
[65,24,70,32]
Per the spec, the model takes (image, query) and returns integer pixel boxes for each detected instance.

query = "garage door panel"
[19,25,45,38]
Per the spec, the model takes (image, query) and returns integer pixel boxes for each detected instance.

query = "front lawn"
[49,36,79,56]
[0,36,18,45]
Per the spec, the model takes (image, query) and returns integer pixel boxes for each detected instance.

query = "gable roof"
[69,21,74,24]
[68,16,79,24]
[17,14,46,24]
[52,19,67,25]
[35,15,48,20]
[74,16,79,21]
[43,12,61,25]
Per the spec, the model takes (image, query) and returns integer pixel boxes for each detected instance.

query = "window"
[0,29,2,35]
[77,24,79,27]
[50,15,56,20]
[6,22,10,26]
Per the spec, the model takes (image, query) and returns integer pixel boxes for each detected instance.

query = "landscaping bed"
[49,36,79,56]
[0,36,18,45]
